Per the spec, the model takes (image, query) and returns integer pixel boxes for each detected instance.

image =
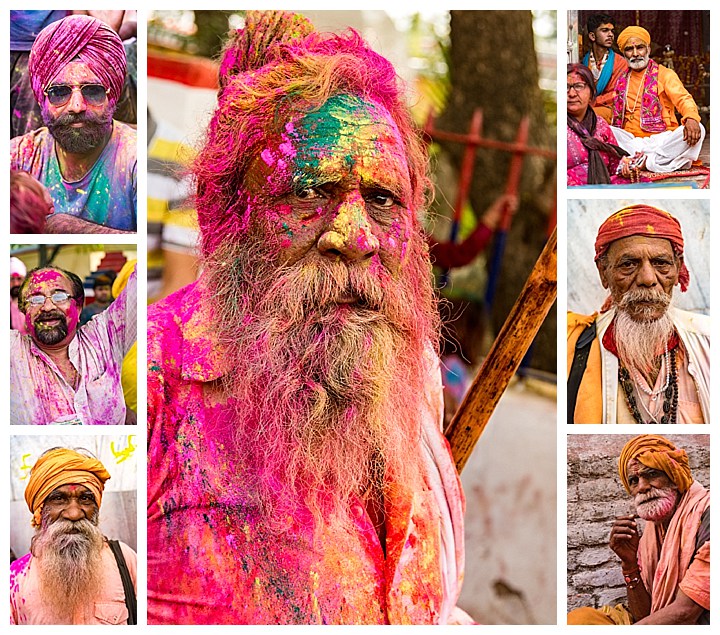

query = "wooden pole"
[445,227,557,473]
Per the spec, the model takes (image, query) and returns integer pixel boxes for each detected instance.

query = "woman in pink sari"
[567,63,637,186]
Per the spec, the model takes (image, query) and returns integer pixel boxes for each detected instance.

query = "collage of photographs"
[3,6,713,629]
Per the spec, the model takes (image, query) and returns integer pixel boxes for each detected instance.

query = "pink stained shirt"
[10,540,137,625]
[147,278,466,624]
[10,267,137,425]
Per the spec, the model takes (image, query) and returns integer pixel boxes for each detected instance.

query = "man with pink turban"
[147,11,466,625]
[10,448,137,625]
[608,25,704,174]
[10,14,136,234]
[568,204,709,423]
[568,434,709,624]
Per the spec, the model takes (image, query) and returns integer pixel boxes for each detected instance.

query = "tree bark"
[435,10,556,373]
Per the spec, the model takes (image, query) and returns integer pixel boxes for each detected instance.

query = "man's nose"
[637,476,651,493]
[317,193,380,262]
[635,260,658,287]
[62,500,84,521]
[66,87,87,113]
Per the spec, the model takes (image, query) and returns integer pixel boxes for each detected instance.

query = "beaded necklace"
[619,348,678,424]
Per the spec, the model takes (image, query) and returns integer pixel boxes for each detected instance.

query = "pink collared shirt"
[10,268,137,425]
[147,278,465,624]
[10,541,137,624]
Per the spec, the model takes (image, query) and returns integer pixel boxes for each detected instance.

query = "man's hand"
[481,193,518,231]
[45,213,135,235]
[683,119,701,146]
[609,515,640,568]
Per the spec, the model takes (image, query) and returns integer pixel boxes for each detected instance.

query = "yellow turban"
[25,448,111,528]
[618,435,692,494]
[617,26,651,51]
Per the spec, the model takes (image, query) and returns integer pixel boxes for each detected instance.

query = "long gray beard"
[614,290,675,376]
[202,231,439,534]
[31,518,104,623]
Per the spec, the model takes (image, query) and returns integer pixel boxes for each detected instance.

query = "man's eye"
[295,187,322,200]
[366,192,396,209]
[629,477,638,485]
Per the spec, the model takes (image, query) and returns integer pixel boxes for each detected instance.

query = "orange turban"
[24,448,111,528]
[618,435,692,494]
[617,26,651,51]
[594,204,689,292]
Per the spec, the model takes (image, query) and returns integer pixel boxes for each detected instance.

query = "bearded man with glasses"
[10,264,137,425]
[10,14,136,234]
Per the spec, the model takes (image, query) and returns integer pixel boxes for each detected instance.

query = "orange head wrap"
[617,26,651,51]
[618,434,692,494]
[24,448,111,528]
[595,204,689,292]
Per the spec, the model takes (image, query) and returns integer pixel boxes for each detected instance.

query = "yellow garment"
[567,603,633,625]
[113,259,138,413]
[567,312,602,423]
[618,435,692,494]
[25,448,110,527]
[623,64,701,138]
[616,26,650,50]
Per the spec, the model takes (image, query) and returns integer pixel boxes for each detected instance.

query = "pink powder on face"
[261,149,276,166]
[65,301,80,335]
[29,270,65,285]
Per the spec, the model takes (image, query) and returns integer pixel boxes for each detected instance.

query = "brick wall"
[566,434,710,612]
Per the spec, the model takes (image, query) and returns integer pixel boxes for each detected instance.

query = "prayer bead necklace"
[619,348,678,424]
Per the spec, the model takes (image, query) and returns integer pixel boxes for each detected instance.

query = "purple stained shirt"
[10,268,137,425]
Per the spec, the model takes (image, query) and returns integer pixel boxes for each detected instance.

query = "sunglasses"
[44,83,108,107]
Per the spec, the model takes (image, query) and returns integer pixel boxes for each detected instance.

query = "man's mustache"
[52,110,108,127]
[34,310,67,326]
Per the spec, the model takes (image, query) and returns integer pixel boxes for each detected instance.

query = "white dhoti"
[611,123,706,173]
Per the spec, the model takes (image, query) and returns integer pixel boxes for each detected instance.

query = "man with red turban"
[568,434,709,624]
[10,14,136,234]
[608,26,704,174]
[10,448,137,625]
[568,204,709,423]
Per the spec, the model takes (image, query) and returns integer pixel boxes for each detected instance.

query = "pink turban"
[28,14,126,108]
[594,204,689,292]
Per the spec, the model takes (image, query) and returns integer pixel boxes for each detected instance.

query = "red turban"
[594,204,689,292]
[618,434,693,494]
[28,14,127,108]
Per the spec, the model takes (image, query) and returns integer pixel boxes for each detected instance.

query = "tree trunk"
[436,10,556,373]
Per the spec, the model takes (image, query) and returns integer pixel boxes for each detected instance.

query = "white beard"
[31,517,105,623]
[614,289,675,376]
[635,485,680,522]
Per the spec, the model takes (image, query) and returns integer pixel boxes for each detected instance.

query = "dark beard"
[33,311,69,345]
[201,227,439,534]
[45,110,113,154]
[10,286,21,299]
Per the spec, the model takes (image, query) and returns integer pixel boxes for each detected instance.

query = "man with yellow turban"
[10,448,137,625]
[568,204,709,423]
[568,434,709,624]
[608,25,704,174]
[10,14,136,233]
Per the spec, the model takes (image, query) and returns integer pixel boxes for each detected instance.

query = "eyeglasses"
[27,292,72,307]
[567,82,589,93]
[44,84,108,107]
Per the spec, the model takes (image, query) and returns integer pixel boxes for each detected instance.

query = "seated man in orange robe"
[609,26,704,173]
[568,434,709,625]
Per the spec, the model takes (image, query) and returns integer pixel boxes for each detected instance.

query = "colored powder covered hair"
[24,447,111,527]
[193,10,430,255]
[618,434,693,494]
